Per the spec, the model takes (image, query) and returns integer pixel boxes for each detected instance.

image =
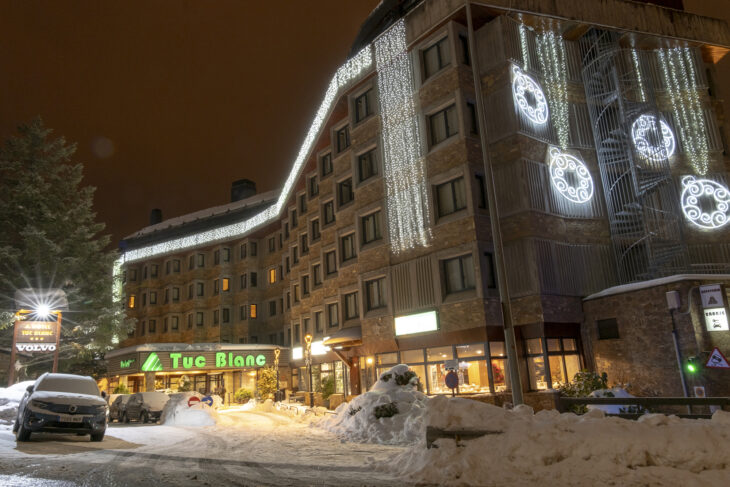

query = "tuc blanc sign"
[107,347,285,376]
[14,321,60,353]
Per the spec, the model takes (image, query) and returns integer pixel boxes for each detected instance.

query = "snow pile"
[0,381,34,427]
[587,387,634,414]
[160,392,218,427]
[320,364,428,444]
[387,395,730,486]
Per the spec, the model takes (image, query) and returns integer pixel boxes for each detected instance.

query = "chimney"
[231,179,256,202]
[150,208,163,225]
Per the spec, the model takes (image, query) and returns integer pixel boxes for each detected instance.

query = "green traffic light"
[686,362,697,373]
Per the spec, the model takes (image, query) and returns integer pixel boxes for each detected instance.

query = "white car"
[14,373,108,442]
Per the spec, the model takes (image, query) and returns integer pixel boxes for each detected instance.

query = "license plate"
[58,414,84,423]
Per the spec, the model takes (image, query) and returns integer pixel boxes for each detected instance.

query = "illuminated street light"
[35,304,52,319]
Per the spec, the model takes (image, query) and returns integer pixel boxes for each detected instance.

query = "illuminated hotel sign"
[395,310,438,336]
[14,321,60,353]
[106,346,286,376]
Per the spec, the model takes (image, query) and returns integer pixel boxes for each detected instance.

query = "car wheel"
[122,412,129,423]
[141,411,148,424]
[90,431,105,442]
[16,421,31,442]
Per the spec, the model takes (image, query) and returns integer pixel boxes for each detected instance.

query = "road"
[0,409,409,487]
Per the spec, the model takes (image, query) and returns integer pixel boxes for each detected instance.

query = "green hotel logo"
[120,358,135,369]
[141,352,163,372]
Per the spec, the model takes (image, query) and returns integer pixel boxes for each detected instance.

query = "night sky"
[0,0,726,248]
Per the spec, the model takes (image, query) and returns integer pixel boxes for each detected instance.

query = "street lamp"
[304,334,313,407]
[274,347,280,402]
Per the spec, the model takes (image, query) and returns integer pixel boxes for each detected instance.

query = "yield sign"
[706,347,730,369]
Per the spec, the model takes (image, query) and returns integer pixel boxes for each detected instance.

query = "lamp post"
[304,334,313,407]
[274,347,281,402]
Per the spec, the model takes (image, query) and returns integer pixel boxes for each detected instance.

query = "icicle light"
[536,30,569,148]
[119,46,373,265]
[657,48,710,175]
[375,19,432,253]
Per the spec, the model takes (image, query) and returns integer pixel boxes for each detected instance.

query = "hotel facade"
[110,0,730,405]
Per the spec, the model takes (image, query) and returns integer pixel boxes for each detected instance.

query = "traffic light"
[685,356,700,374]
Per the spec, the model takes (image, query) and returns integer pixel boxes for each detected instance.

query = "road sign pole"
[52,311,62,373]
[7,315,19,386]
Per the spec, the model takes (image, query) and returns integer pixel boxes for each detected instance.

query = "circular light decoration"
[548,147,594,204]
[680,176,730,230]
[511,65,549,125]
[631,114,676,162]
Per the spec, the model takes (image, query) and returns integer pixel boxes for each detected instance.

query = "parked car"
[109,394,132,422]
[14,372,108,442]
[121,392,169,423]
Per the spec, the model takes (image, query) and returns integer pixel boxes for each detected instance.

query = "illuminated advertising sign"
[14,320,59,353]
[395,310,438,336]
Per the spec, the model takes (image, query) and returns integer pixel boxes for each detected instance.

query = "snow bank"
[161,392,218,427]
[387,396,730,486]
[0,381,34,427]
[587,387,635,415]
[320,364,428,444]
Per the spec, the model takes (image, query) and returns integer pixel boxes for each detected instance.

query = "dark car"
[14,373,108,442]
[121,392,169,423]
[109,394,132,422]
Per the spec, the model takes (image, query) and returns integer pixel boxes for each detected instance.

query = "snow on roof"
[583,273,730,301]
[105,342,287,359]
[124,189,279,240]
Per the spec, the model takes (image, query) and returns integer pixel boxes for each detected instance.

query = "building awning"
[323,326,362,348]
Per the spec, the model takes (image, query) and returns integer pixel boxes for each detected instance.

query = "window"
[423,36,450,80]
[292,246,299,264]
[344,292,359,320]
[321,152,333,177]
[250,242,257,256]
[313,263,322,286]
[196,282,204,297]
[222,248,230,262]
[475,174,487,209]
[250,272,257,287]
[327,303,339,328]
[214,279,220,295]
[291,209,298,228]
[597,319,620,340]
[293,284,300,303]
[443,254,475,294]
[436,177,467,217]
[164,289,169,304]
[197,254,205,268]
[140,321,145,336]
[214,250,220,265]
[149,320,157,333]
[189,255,195,270]
[269,268,276,284]
[285,256,290,274]
[239,305,247,320]
[336,125,350,153]
[284,222,290,240]
[240,273,247,290]
[222,278,230,292]
[196,312,204,327]
[358,148,378,182]
[150,265,158,278]
[301,234,309,255]
[303,318,311,336]
[172,316,179,330]
[315,311,323,333]
[365,277,386,311]
[149,292,157,305]
[325,251,337,275]
[142,293,147,306]
[484,252,497,289]
[286,291,291,310]
[187,313,193,329]
[129,269,137,281]
[361,211,382,245]
[299,194,307,214]
[429,104,458,146]
[268,237,276,253]
[309,175,319,197]
[302,275,310,296]
[188,284,193,299]
[311,218,320,241]
[467,101,478,134]
[128,295,136,309]
[240,243,247,259]
[213,310,219,325]
[294,324,300,345]
[338,178,354,206]
[269,301,277,317]
[459,34,470,65]
[341,233,356,262]
[164,318,169,333]
[222,308,230,324]
[546,338,582,388]
[250,304,257,319]
[323,201,335,225]
[355,89,374,123]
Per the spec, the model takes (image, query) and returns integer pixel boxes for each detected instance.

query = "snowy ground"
[0,408,407,486]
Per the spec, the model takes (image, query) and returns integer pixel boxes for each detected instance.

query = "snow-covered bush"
[161,392,217,426]
[320,364,428,444]
[234,388,253,403]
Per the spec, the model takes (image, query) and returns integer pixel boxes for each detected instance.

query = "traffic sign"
[703,308,729,332]
[699,284,725,308]
[187,396,200,407]
[706,348,730,369]
[201,395,214,407]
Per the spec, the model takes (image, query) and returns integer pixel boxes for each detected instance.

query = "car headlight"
[30,400,52,409]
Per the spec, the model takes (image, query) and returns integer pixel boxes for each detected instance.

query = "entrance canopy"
[323,326,362,348]
[106,343,289,376]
